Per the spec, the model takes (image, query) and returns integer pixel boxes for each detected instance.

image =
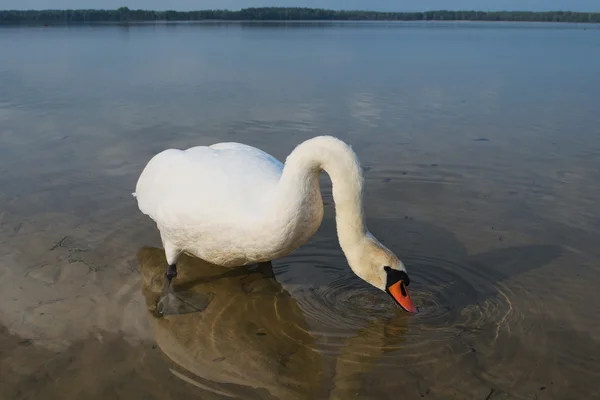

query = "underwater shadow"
[138,246,418,400]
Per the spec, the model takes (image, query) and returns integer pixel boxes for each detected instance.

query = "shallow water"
[1,21,600,399]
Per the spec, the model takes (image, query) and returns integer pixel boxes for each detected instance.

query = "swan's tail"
[131,192,137,198]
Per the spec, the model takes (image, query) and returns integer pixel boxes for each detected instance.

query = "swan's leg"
[164,242,181,284]
[157,243,211,317]
[166,264,177,282]
[156,242,188,316]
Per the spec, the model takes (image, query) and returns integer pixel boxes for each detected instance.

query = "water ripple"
[277,246,527,369]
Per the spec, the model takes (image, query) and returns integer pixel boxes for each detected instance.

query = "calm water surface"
[1,21,600,400]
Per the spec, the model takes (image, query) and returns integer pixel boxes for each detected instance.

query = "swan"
[133,135,416,313]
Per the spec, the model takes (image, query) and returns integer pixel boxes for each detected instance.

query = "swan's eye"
[384,267,410,287]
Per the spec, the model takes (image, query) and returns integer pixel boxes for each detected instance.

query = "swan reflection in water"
[138,246,409,400]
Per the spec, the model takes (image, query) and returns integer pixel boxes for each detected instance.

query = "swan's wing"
[135,143,283,227]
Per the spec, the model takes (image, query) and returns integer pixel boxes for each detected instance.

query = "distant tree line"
[1,7,599,24]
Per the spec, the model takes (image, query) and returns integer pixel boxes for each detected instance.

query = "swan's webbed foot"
[155,263,213,317]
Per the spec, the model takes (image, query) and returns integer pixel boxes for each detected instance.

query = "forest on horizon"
[1,7,599,24]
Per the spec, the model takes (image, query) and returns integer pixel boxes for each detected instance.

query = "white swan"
[134,135,416,312]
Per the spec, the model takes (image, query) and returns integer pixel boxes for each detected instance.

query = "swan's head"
[347,233,417,313]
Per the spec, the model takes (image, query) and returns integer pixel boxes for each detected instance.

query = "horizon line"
[2,7,599,13]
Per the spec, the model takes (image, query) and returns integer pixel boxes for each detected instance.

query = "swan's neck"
[275,136,367,253]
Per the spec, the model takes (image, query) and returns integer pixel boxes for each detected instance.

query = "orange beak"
[387,281,417,313]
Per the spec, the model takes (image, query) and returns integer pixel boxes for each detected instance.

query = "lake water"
[1,21,600,400]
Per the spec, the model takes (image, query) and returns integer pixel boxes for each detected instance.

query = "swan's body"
[135,140,323,267]
[134,136,416,312]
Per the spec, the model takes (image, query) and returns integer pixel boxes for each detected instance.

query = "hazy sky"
[1,0,598,12]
